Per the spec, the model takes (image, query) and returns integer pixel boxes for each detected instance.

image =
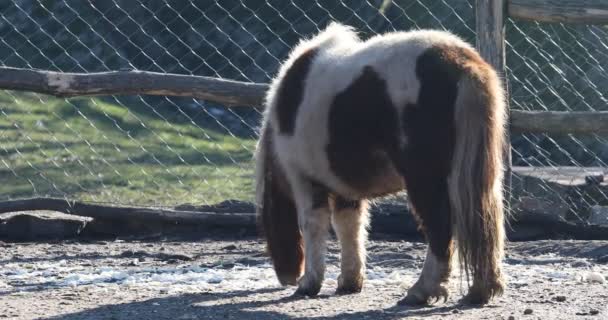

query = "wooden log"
[509,0,608,24]
[0,67,267,107]
[511,110,608,134]
[0,198,256,227]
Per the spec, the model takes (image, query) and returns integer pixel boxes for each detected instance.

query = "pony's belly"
[317,148,405,200]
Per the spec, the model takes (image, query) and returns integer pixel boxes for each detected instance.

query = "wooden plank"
[0,67,267,107]
[476,0,507,71]
[509,0,608,24]
[511,110,608,135]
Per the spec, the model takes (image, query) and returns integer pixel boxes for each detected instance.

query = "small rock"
[508,316,516,320]
[223,244,237,251]
[159,253,193,261]
[570,260,590,268]
[219,263,235,269]
[553,295,567,302]
[582,272,605,284]
[523,308,533,315]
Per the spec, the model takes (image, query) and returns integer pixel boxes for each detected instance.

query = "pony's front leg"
[331,197,369,294]
[291,178,331,297]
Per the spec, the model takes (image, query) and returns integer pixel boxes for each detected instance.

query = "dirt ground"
[1,237,607,320]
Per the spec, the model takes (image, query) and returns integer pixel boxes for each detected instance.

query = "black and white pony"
[255,23,506,305]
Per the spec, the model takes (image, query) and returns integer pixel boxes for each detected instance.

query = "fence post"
[475,0,512,212]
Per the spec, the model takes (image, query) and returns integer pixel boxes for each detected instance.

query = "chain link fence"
[0,1,606,223]
[507,19,608,223]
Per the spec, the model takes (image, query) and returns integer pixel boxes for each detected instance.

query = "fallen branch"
[0,67,267,107]
[0,197,255,227]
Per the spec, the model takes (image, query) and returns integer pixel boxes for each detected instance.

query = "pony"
[255,22,507,305]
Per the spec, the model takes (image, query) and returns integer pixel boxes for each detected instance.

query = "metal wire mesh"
[0,0,606,222]
[507,20,608,223]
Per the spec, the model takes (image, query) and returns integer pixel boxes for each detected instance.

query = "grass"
[0,91,257,207]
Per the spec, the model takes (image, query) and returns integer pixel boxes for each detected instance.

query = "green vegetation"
[0,91,257,206]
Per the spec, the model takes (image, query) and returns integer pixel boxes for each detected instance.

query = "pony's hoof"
[294,275,322,297]
[335,273,363,295]
[336,284,362,295]
[462,281,504,305]
[399,284,449,306]
[294,285,321,297]
[277,274,299,286]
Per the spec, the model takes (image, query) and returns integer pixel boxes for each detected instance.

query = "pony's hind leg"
[330,196,369,294]
[290,177,332,297]
[399,176,453,305]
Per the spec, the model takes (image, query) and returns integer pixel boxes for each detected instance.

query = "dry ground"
[1,238,607,320]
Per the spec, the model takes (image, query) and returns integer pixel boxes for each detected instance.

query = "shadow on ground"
[46,287,481,320]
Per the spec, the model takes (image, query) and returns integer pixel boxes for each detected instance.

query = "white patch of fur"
[287,174,332,292]
[404,248,450,303]
[419,249,449,286]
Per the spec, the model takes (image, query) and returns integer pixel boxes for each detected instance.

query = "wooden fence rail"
[1,66,606,135]
[509,0,608,24]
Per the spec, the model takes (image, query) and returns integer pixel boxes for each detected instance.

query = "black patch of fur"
[397,46,464,261]
[326,66,400,191]
[333,195,361,211]
[275,48,318,135]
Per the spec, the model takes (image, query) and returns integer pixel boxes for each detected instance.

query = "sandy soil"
[1,237,607,320]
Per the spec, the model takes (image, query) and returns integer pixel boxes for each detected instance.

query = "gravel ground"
[1,237,607,320]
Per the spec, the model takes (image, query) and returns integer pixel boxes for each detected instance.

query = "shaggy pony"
[255,23,507,305]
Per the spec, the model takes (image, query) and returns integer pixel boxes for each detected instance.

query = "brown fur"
[256,125,304,285]
[438,45,507,303]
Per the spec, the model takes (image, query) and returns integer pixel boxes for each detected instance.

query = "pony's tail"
[448,65,507,298]
[255,124,303,286]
